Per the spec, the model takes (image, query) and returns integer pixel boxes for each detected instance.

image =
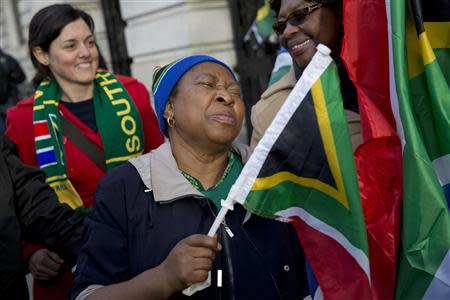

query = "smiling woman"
[70,55,308,300]
[4,4,164,300]
[250,0,361,149]
[32,18,99,96]
[271,0,341,69]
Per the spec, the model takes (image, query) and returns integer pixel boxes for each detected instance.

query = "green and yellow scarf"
[33,70,144,209]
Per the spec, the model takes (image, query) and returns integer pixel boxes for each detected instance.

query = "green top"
[182,151,244,208]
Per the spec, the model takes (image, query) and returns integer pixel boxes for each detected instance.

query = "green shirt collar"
[182,151,243,208]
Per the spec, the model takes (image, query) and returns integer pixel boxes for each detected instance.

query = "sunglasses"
[272,3,323,35]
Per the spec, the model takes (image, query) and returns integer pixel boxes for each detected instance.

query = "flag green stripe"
[246,63,368,254]
[256,16,275,37]
[321,65,364,210]
[391,1,450,299]
[320,65,368,252]
[268,66,291,86]
[409,56,450,159]
[246,180,366,247]
[395,146,450,299]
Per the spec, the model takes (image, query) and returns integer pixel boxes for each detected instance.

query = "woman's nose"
[216,87,234,105]
[79,44,91,57]
[281,22,299,39]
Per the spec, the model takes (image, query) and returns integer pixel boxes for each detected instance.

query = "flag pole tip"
[221,199,235,210]
[316,44,331,56]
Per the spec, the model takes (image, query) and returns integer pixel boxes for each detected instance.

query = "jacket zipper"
[207,200,236,300]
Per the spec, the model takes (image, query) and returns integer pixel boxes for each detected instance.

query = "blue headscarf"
[152,55,236,134]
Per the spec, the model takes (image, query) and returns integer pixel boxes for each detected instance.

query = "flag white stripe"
[229,45,333,205]
[36,146,54,154]
[35,135,51,141]
[276,207,372,283]
[40,162,58,168]
[423,250,450,300]
[272,52,292,73]
[313,287,324,300]
[432,154,450,186]
[385,0,405,149]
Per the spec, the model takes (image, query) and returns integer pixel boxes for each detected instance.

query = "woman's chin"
[293,49,316,69]
[206,132,238,148]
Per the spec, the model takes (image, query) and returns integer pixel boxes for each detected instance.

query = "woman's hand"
[86,235,222,300]
[28,248,64,280]
[160,234,221,293]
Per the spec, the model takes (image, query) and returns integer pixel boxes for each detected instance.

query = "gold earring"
[167,115,175,127]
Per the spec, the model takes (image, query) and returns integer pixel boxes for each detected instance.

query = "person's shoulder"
[12,96,34,108]
[95,162,141,201]
[252,68,296,117]
[260,67,296,101]
[115,74,148,100]
[232,142,252,163]
[100,161,140,186]
[115,74,142,87]
[0,135,17,156]
[6,97,34,121]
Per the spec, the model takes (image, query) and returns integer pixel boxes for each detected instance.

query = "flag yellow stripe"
[424,22,450,49]
[49,180,83,209]
[252,171,344,202]
[311,79,349,209]
[34,90,44,100]
[105,151,143,164]
[256,0,270,21]
[43,100,58,106]
[419,32,436,66]
[407,21,448,78]
[46,174,68,183]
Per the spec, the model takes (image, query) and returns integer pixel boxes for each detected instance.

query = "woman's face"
[37,18,99,88]
[277,0,340,68]
[167,62,244,149]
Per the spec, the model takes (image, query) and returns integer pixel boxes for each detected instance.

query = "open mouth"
[289,39,311,56]
[77,62,91,68]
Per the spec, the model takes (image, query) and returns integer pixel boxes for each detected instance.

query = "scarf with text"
[33,70,144,209]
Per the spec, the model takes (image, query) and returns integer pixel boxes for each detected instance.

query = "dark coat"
[72,142,308,300]
[0,136,84,300]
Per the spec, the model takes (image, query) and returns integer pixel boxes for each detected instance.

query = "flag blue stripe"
[306,259,319,297]
[37,150,57,167]
[443,183,450,210]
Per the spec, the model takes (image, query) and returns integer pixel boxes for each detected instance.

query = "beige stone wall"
[121,0,237,89]
[1,0,236,92]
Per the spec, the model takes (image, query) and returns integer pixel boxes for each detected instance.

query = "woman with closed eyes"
[71,55,308,300]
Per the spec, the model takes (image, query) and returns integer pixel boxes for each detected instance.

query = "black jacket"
[0,136,84,300]
[72,142,308,299]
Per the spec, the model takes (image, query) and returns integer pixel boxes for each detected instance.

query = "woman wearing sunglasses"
[250,0,362,149]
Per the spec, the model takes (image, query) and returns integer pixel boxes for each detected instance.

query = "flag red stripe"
[355,136,402,300]
[290,216,372,300]
[341,0,396,139]
[341,2,402,299]
[34,122,49,137]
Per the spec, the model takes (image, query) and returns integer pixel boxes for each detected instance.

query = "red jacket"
[5,74,164,300]
[6,74,164,208]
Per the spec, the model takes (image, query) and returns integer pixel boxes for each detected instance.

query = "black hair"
[28,4,95,83]
[270,0,343,53]
[270,0,341,16]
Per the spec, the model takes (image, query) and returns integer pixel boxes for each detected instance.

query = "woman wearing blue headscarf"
[71,55,307,300]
